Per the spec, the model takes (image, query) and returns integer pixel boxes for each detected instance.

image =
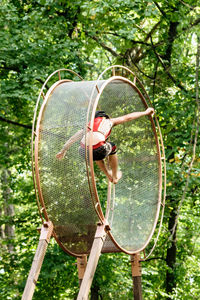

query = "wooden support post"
[130,253,142,300]
[77,222,108,300]
[22,221,53,300]
[77,255,87,286]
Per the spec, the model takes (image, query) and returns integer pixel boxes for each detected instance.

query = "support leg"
[77,255,87,286]
[22,221,53,300]
[130,253,142,300]
[77,223,108,300]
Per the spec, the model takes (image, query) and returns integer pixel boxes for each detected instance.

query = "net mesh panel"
[38,81,106,255]
[98,80,160,252]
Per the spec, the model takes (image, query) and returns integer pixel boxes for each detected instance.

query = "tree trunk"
[163,21,179,65]
[166,207,177,296]
[91,281,101,300]
[0,206,5,239]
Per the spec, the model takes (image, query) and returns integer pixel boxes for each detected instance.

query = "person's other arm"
[56,129,83,160]
[111,107,154,126]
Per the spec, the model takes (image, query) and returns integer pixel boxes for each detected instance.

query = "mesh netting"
[35,78,161,255]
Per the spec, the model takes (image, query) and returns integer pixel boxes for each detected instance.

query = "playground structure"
[22,66,166,300]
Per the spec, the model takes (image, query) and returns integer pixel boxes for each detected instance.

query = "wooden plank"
[77,223,107,300]
[22,221,53,300]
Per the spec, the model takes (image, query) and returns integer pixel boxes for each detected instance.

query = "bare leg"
[95,160,113,182]
[108,154,122,184]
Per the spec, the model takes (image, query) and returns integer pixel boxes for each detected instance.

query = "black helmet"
[95,110,109,119]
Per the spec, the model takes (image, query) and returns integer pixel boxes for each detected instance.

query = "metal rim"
[87,75,162,254]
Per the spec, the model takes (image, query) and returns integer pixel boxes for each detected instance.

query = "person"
[56,108,154,184]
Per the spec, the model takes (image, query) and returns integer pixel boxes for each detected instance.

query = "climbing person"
[56,108,154,184]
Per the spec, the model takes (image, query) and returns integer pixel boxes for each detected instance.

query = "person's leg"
[95,159,113,182]
[108,154,122,184]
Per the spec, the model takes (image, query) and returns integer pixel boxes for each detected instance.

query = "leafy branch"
[150,36,189,93]
[0,116,32,129]
[85,31,120,57]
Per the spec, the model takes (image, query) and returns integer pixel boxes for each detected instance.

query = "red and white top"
[81,117,113,149]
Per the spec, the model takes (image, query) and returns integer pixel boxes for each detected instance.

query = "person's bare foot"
[113,171,122,184]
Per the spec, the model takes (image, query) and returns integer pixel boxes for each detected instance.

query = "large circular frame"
[32,66,166,258]
[87,66,166,258]
[86,74,163,255]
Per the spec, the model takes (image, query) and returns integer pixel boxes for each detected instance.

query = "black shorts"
[79,142,117,161]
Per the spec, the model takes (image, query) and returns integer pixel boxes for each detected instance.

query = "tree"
[0,0,199,299]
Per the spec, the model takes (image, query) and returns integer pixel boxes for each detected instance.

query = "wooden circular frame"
[86,75,163,255]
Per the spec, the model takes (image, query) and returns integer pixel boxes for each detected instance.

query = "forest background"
[0,0,200,299]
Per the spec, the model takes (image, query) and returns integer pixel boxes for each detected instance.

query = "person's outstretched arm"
[56,129,83,160]
[111,107,154,126]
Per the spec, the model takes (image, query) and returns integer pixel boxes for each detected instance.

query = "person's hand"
[56,151,65,160]
[145,107,154,116]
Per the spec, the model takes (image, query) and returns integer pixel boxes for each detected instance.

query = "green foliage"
[0,0,200,299]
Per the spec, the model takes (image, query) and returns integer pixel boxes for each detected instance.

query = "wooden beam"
[22,221,53,300]
[77,223,107,300]
[130,253,142,300]
[77,255,87,286]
